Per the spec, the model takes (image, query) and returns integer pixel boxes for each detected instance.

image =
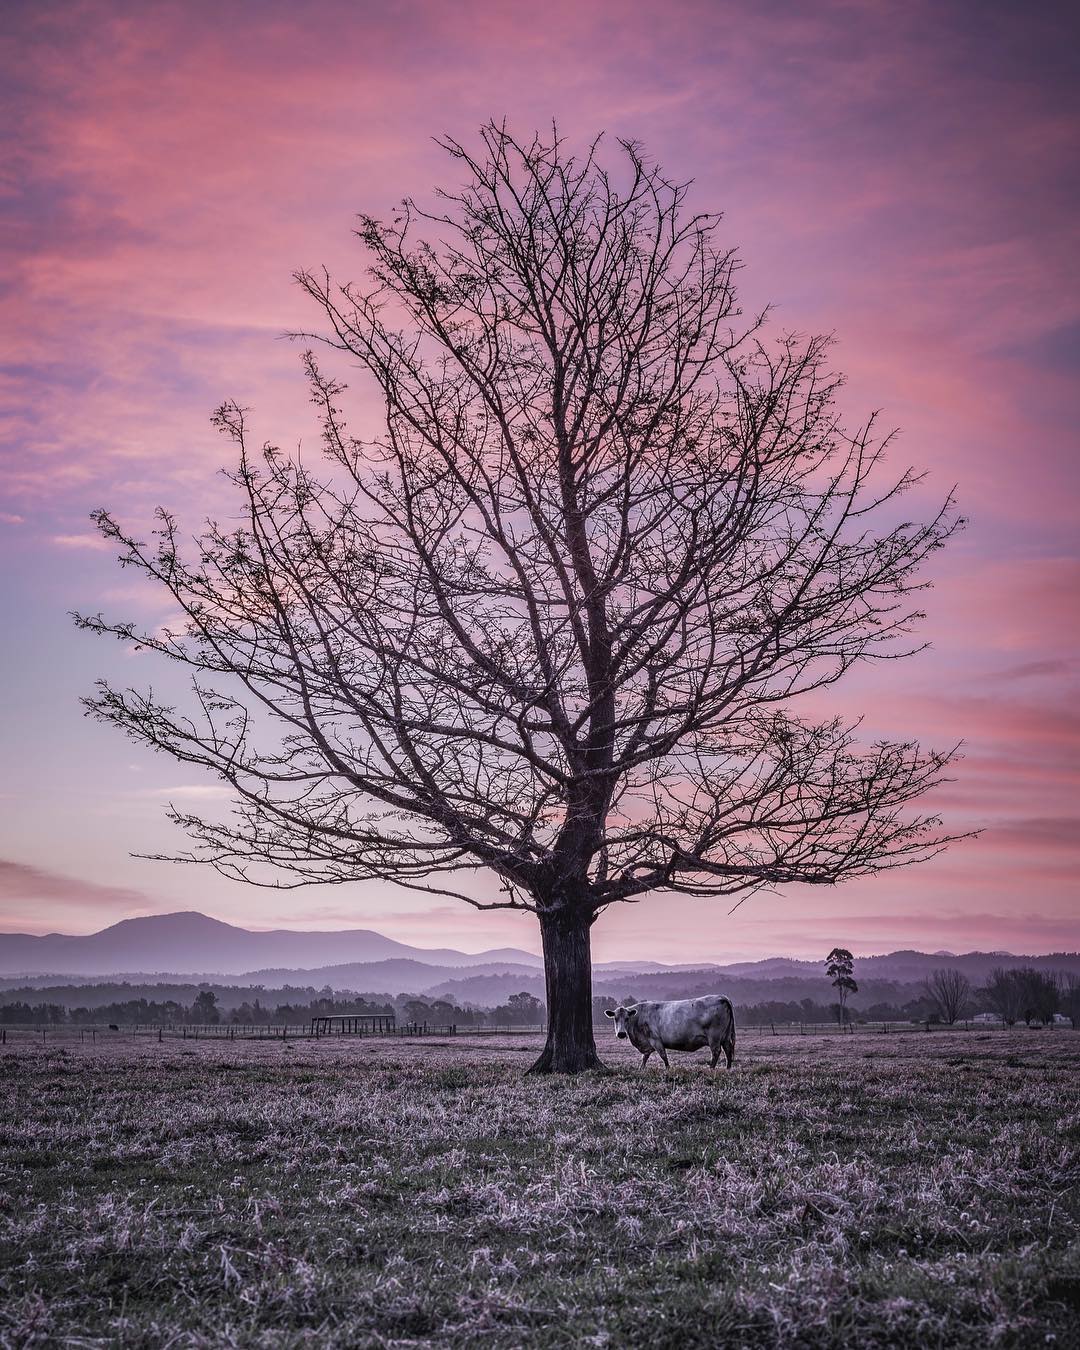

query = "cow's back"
[636,996,732,1049]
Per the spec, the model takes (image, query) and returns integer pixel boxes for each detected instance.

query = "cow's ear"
[627,1007,638,1018]
[603,1008,616,1017]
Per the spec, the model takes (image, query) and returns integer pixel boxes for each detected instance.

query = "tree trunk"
[527,906,604,1074]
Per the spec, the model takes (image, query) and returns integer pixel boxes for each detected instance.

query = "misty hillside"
[372,955,1080,1008]
[236,958,543,996]
[1,912,1077,1003]
[0,911,541,977]
[10,953,1080,1019]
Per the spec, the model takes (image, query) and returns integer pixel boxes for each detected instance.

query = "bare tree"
[826,948,858,1031]
[983,967,1024,1026]
[77,123,964,1073]
[924,967,971,1025]
[1015,968,1059,1027]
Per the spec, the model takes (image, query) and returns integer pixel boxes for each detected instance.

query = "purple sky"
[1,0,1078,959]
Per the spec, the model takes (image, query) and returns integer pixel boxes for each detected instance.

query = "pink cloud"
[49,533,112,551]
[0,859,155,932]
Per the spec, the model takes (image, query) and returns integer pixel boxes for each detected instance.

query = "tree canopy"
[78,124,964,1070]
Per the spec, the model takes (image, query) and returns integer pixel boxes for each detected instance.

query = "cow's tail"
[720,995,736,1068]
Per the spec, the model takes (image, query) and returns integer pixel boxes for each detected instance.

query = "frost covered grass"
[1,1030,1078,1347]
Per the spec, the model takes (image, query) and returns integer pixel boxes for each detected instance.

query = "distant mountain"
[237,958,544,995]
[0,911,541,977]
[845,950,1080,987]
[593,960,723,974]
[423,971,547,1003]
[2,911,1076,1000]
[712,957,820,978]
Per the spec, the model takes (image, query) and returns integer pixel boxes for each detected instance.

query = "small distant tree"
[924,968,971,1025]
[192,989,219,1024]
[507,991,544,1025]
[825,948,858,1031]
[1015,969,1059,1027]
[403,999,432,1024]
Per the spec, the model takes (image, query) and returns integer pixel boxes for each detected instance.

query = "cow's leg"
[640,1050,652,1070]
[724,1029,736,1070]
[655,1044,671,1071]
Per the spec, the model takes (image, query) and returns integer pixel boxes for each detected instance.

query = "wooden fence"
[2,1017,1071,1045]
[735,1019,1024,1035]
[0,1023,309,1043]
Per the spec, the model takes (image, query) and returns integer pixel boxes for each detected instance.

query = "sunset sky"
[1,0,1077,961]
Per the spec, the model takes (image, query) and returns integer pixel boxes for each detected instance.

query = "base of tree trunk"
[526,904,605,1075]
[525,1037,605,1075]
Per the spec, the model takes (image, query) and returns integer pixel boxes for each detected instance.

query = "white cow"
[604,996,736,1071]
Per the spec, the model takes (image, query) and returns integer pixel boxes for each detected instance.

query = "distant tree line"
[981,967,1078,1027]
[913,965,1079,1028]
[0,991,393,1027]
[0,988,547,1028]
[4,971,1078,1030]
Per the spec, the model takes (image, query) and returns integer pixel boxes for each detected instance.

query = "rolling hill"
[0,910,540,977]
[2,912,1077,1005]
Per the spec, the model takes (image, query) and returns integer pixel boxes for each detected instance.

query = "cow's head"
[604,1005,638,1039]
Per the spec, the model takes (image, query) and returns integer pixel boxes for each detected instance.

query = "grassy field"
[1,1030,1078,1348]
